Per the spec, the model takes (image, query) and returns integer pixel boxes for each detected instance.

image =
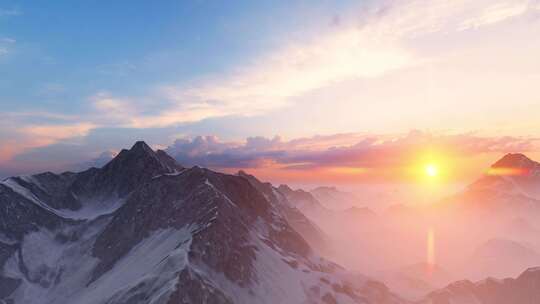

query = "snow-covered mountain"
[236,171,329,254]
[0,141,404,304]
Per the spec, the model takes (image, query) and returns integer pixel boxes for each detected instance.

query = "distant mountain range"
[310,186,363,210]
[280,153,540,303]
[421,267,540,304]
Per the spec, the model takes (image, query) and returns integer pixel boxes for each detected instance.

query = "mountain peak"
[107,141,160,168]
[129,140,155,154]
[312,186,338,191]
[277,184,294,194]
[109,141,184,173]
[492,153,538,169]
[81,141,182,197]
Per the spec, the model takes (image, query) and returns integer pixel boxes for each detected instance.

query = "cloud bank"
[166,131,536,168]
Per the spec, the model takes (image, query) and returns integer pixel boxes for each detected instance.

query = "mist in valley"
[282,153,540,300]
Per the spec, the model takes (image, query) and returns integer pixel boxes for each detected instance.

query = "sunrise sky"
[1,0,540,185]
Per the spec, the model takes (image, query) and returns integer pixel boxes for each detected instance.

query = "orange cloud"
[21,123,96,145]
[0,122,96,166]
[165,131,539,184]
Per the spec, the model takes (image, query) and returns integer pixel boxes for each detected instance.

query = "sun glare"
[425,164,438,177]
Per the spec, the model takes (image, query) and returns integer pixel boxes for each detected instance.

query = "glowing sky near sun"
[1,0,540,182]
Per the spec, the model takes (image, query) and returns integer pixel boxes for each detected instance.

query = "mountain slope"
[422,267,540,304]
[311,186,362,211]
[277,185,335,220]
[376,263,455,301]
[0,142,404,304]
[237,171,329,252]
[463,238,540,280]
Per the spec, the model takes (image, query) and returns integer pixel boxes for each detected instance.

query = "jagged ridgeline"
[0,141,402,304]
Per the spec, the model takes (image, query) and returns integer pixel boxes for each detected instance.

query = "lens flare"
[486,167,529,176]
[427,228,435,270]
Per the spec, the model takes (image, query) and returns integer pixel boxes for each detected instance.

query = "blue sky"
[1,0,346,113]
[1,0,540,181]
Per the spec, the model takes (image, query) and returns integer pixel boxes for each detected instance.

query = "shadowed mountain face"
[237,171,329,253]
[0,142,404,304]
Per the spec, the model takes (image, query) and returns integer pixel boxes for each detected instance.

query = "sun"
[425,164,438,177]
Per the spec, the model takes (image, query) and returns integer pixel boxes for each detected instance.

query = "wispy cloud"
[459,2,529,30]
[0,115,96,166]
[154,27,414,123]
[0,37,15,57]
[0,38,15,43]
[0,111,80,123]
[21,123,96,145]
[0,8,20,17]
[83,0,539,130]
[90,92,134,125]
